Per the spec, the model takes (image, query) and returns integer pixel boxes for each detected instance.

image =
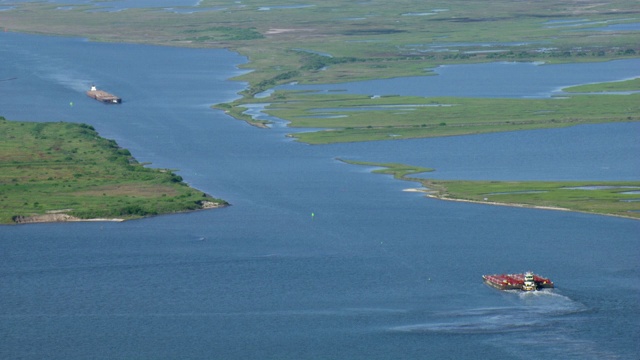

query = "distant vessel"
[482,272,554,291]
[86,85,121,104]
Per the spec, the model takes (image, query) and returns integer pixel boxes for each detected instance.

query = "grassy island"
[342,160,640,220]
[0,117,227,224]
[233,89,639,144]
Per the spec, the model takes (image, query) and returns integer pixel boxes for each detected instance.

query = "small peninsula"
[0,117,227,224]
[342,160,640,220]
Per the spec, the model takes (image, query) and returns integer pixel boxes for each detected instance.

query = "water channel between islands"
[1,32,639,359]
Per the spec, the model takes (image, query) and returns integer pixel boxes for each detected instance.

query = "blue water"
[1,32,639,359]
[585,22,640,32]
[280,59,640,98]
[0,0,200,8]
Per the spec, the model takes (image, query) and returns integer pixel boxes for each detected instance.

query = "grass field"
[342,160,640,219]
[0,118,227,224]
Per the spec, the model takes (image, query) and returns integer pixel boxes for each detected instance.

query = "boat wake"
[47,70,92,94]
[391,314,541,334]
[390,290,585,335]
[9,44,93,94]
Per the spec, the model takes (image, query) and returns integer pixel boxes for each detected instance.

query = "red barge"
[86,85,121,104]
[483,272,554,291]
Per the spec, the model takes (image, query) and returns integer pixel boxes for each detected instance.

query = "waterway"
[1,32,639,359]
[279,58,640,98]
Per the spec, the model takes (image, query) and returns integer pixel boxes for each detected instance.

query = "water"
[585,22,640,32]
[279,59,640,98]
[1,32,639,359]
[1,0,201,8]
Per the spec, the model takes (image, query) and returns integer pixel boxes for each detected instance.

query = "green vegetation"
[183,26,263,42]
[343,160,640,219]
[1,2,638,141]
[338,160,434,179]
[563,78,640,93]
[1,0,638,94]
[247,91,639,144]
[0,117,227,224]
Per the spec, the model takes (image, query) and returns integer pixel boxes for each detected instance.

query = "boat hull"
[482,273,554,291]
[86,90,121,104]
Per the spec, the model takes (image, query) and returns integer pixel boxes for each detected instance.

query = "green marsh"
[342,160,640,220]
[0,118,226,224]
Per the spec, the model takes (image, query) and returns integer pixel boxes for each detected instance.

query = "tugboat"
[482,272,554,291]
[521,272,537,291]
[86,85,121,104]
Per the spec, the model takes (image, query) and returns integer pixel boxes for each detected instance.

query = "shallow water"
[280,59,640,98]
[1,32,639,359]
[585,22,640,32]
[1,0,200,7]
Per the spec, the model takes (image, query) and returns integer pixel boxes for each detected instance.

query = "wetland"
[0,1,639,358]
[0,0,638,219]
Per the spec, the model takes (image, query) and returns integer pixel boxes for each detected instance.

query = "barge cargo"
[483,272,554,291]
[86,85,121,104]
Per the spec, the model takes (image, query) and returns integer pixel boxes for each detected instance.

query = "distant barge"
[86,85,121,104]
[483,272,554,291]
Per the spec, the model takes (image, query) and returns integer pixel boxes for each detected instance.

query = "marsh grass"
[2,1,638,91]
[342,160,640,219]
[253,92,640,144]
[0,118,226,224]
[427,180,640,219]
[563,78,640,93]
[338,159,434,179]
[2,1,638,140]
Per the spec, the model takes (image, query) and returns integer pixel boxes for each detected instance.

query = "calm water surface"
[1,32,639,359]
[280,58,640,98]
[0,0,200,7]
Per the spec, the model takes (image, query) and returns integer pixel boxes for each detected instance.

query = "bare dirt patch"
[73,184,180,197]
[265,28,315,35]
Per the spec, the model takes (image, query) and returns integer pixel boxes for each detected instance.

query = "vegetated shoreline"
[0,118,229,225]
[12,213,125,224]
[405,188,640,221]
[2,2,638,221]
[225,79,640,144]
[340,160,640,220]
[10,200,226,225]
[1,1,638,136]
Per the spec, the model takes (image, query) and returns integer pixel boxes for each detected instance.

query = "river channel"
[1,32,639,359]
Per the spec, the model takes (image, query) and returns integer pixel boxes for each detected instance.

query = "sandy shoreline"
[10,201,227,225]
[11,213,125,224]
[425,194,571,212]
